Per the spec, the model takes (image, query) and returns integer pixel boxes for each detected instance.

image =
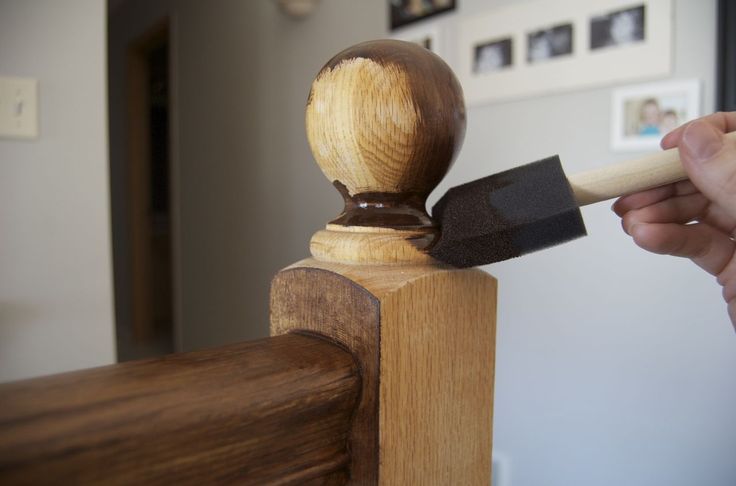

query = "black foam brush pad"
[429,155,587,268]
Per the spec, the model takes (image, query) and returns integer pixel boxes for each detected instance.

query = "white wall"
[0,0,115,381]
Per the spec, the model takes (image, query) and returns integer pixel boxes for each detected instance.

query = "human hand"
[612,112,736,329]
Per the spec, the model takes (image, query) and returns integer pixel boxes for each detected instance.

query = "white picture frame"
[611,79,701,151]
[457,0,673,105]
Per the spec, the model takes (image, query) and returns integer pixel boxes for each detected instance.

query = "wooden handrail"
[0,333,360,485]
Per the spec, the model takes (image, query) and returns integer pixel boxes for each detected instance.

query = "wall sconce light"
[276,0,320,18]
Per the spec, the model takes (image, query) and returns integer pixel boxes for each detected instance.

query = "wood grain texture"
[271,266,381,485]
[380,265,496,485]
[305,40,465,197]
[305,39,465,241]
[0,334,359,485]
[271,258,497,485]
[304,40,468,263]
[310,226,435,265]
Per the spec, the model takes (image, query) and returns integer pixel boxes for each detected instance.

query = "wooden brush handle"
[569,131,736,206]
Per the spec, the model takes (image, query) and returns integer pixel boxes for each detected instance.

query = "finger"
[622,194,736,236]
[630,222,735,276]
[720,251,736,332]
[700,202,736,235]
[727,301,736,333]
[621,192,709,233]
[678,120,736,216]
[661,111,736,149]
[717,256,736,303]
[612,180,698,216]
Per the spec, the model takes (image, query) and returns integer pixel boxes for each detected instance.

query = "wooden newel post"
[270,40,498,485]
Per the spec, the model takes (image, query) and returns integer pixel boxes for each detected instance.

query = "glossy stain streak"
[330,180,435,230]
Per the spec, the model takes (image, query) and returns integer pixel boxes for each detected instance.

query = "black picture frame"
[390,0,457,31]
[717,0,736,111]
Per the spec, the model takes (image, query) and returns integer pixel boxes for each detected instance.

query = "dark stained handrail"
[0,333,359,485]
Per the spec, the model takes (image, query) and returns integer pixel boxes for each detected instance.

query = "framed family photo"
[611,79,700,151]
[390,0,456,31]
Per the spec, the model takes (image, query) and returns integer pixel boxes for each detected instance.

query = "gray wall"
[0,0,115,381]
[108,0,735,484]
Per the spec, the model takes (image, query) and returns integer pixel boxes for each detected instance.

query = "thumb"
[679,120,736,216]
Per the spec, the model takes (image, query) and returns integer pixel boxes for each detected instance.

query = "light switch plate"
[0,76,39,139]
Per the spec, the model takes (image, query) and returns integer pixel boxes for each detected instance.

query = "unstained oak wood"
[0,333,359,485]
[271,258,497,485]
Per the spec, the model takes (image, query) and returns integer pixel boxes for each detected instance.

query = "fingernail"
[682,121,723,163]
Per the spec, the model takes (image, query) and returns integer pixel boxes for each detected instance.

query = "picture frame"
[717,0,735,111]
[390,0,456,31]
[610,79,700,152]
[457,0,672,106]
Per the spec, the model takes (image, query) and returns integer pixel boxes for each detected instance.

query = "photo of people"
[527,23,573,63]
[590,5,645,50]
[612,80,700,151]
[390,0,456,30]
[474,38,513,74]
[624,96,686,138]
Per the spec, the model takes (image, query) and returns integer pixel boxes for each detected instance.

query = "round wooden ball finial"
[306,40,466,264]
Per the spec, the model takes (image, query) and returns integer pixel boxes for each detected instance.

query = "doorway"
[114,19,177,360]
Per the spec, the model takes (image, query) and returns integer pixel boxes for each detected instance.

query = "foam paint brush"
[429,131,736,268]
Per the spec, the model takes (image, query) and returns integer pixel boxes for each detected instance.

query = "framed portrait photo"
[473,37,513,74]
[611,79,701,152]
[390,0,456,31]
[527,22,574,64]
[590,4,645,51]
